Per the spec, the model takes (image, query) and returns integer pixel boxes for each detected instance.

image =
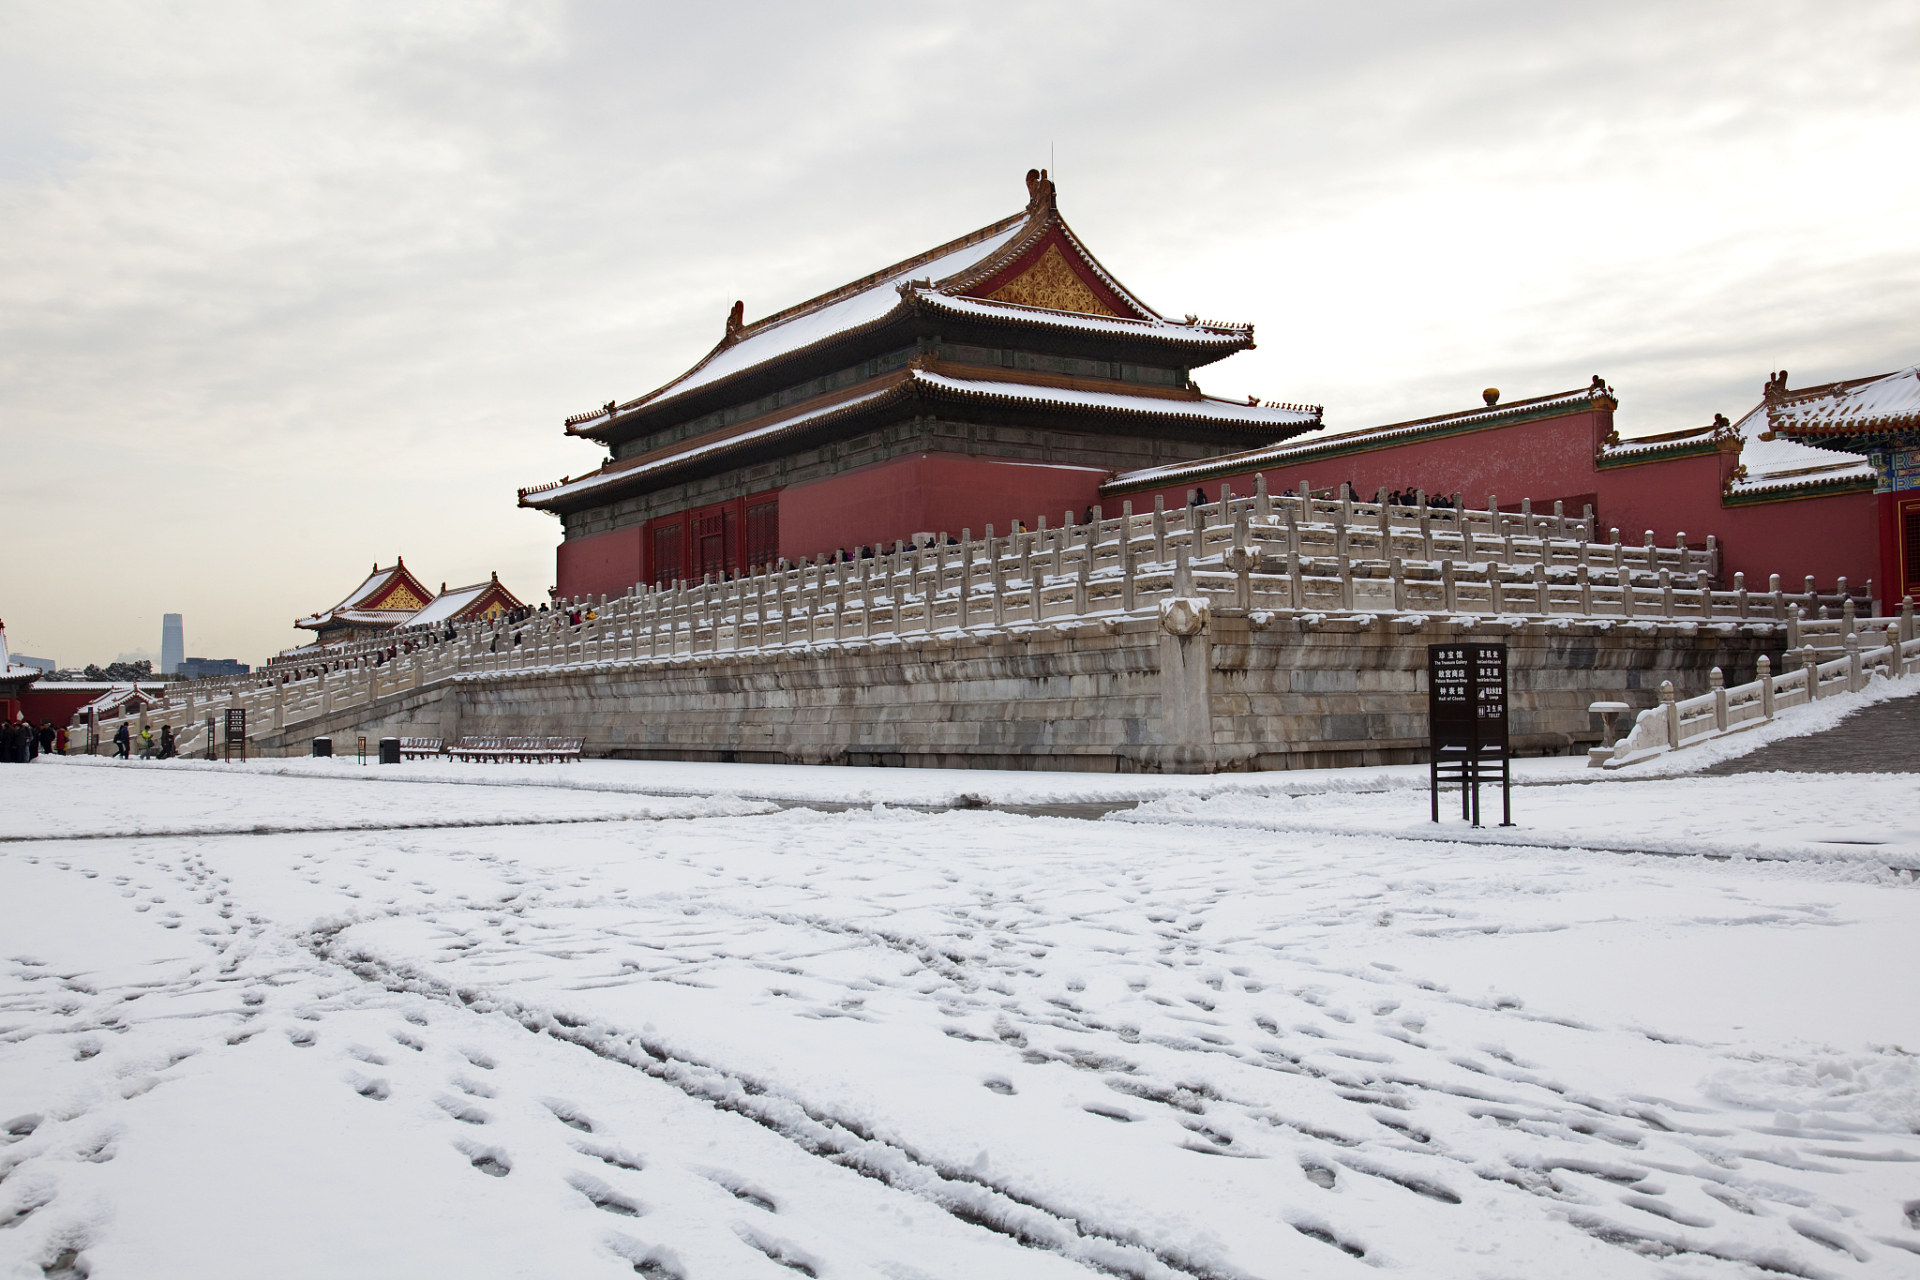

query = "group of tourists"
[267,608,523,683]
[1,717,63,763]
[104,720,179,759]
[1385,488,1458,509]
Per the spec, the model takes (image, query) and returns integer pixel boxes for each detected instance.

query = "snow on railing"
[74,479,1887,754]
[1593,614,1920,768]
[72,635,474,756]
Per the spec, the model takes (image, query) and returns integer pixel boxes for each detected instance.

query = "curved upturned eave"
[527,371,1307,515]
[566,291,1257,445]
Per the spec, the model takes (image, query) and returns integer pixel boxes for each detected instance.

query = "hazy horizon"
[4,1,1917,666]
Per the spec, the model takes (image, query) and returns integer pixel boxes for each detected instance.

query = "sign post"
[223,708,246,762]
[1428,642,1512,828]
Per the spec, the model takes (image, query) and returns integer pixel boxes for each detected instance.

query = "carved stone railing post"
[992,544,1007,628]
[1157,546,1213,750]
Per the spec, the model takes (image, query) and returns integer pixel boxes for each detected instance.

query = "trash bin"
[378,737,401,765]
[312,737,333,757]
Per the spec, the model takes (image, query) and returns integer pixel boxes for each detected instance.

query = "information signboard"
[1427,642,1511,827]
[223,708,246,762]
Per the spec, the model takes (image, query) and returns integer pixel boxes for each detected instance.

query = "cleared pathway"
[1704,693,1920,774]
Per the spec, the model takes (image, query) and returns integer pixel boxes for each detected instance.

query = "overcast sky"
[4,0,1916,667]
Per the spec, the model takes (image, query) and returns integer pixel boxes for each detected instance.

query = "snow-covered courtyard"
[2,740,1917,1278]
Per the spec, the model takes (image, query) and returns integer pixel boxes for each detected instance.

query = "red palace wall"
[1123,410,1613,530]
[551,408,1891,608]
[778,454,1108,561]
[556,525,642,601]
[19,685,117,730]
[1119,407,1886,606]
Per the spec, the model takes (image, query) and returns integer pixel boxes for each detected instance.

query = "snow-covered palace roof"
[524,170,1321,514]
[1762,364,1920,449]
[559,169,1263,444]
[295,559,434,632]
[1723,394,1878,501]
[532,363,1321,506]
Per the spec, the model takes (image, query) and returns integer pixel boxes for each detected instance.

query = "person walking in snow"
[160,724,176,758]
[114,721,130,758]
[138,725,155,759]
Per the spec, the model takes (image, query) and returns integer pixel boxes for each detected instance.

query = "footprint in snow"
[347,1073,391,1101]
[457,1139,512,1178]
[575,1140,644,1172]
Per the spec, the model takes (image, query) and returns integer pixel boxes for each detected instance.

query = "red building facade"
[522,171,1322,596]
[1099,379,1884,607]
[522,173,1899,612]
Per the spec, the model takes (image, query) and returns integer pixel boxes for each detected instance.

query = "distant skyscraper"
[161,614,184,675]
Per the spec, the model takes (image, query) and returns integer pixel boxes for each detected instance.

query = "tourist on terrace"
[160,724,175,758]
[36,721,56,756]
[138,725,156,759]
[113,722,130,758]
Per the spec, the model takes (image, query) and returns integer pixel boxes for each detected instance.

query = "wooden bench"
[449,735,583,763]
[399,737,445,760]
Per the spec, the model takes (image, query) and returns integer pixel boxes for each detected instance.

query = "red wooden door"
[650,522,683,586]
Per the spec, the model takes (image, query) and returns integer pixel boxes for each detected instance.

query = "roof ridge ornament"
[1765,369,1789,399]
[723,300,747,345]
[1024,167,1055,212]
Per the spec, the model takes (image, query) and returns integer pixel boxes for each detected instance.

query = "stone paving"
[1704,693,1920,774]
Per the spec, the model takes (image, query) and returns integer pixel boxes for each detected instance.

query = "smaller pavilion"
[292,561,527,652]
[405,574,526,631]
[296,559,436,646]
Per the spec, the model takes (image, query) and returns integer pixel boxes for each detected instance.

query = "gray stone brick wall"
[381,614,1782,773]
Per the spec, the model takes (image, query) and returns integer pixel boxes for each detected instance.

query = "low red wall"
[779,454,1108,560]
[1701,490,1879,597]
[1112,407,1885,602]
[1120,410,1613,525]
[556,525,642,601]
[20,686,111,729]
